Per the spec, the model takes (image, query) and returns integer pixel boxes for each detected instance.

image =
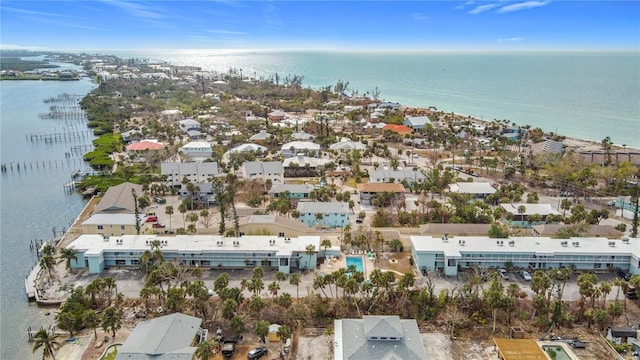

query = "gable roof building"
[403,116,432,131]
[449,182,496,198]
[94,182,143,214]
[249,129,273,142]
[116,313,203,360]
[369,169,427,184]
[83,182,144,236]
[161,162,221,189]
[242,161,285,184]
[334,315,428,360]
[329,139,368,152]
[281,141,321,158]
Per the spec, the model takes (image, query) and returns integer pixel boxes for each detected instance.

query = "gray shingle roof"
[95,182,143,214]
[161,162,220,177]
[243,161,284,175]
[116,313,202,360]
[335,316,427,360]
[269,183,315,195]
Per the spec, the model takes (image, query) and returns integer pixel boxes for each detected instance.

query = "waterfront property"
[334,315,428,360]
[296,201,349,228]
[66,234,320,274]
[82,182,143,236]
[116,313,206,360]
[403,115,432,131]
[410,235,640,277]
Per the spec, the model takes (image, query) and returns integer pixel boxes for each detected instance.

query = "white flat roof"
[411,235,639,258]
[450,182,496,194]
[68,234,321,256]
[500,203,560,216]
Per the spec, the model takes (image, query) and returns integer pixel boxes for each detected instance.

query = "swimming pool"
[542,345,572,360]
[346,256,364,273]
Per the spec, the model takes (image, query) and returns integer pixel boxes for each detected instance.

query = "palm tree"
[165,205,174,229]
[101,306,122,337]
[289,273,301,300]
[40,253,56,281]
[32,327,61,360]
[195,341,214,360]
[58,247,77,272]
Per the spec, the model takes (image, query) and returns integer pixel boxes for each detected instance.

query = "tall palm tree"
[58,247,77,272]
[195,341,214,360]
[289,273,301,300]
[32,327,61,360]
[165,205,174,229]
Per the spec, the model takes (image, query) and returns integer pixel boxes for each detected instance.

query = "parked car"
[569,339,587,348]
[519,270,532,281]
[616,269,632,281]
[624,286,638,299]
[498,269,509,280]
[146,215,158,222]
[154,197,166,204]
[247,346,268,359]
[152,223,165,228]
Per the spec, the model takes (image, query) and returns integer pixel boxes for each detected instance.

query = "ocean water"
[109,49,640,148]
[0,72,96,359]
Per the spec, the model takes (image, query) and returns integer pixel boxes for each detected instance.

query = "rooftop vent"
[458,240,466,246]
[622,238,630,244]
[269,239,276,246]
[509,240,515,247]
[497,240,504,246]
[561,241,568,247]
[285,237,291,243]
[572,241,580,247]
[609,241,616,247]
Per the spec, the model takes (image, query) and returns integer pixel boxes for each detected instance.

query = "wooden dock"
[25,263,41,301]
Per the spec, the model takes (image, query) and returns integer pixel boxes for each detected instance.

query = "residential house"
[403,116,432,131]
[66,234,320,274]
[120,129,143,143]
[283,155,332,174]
[242,161,285,184]
[291,131,315,141]
[161,161,220,191]
[500,203,561,226]
[178,141,212,161]
[281,141,321,158]
[238,214,310,238]
[357,183,406,207]
[411,235,640,277]
[296,202,349,228]
[269,183,316,200]
[329,138,368,153]
[249,129,273,143]
[369,169,426,184]
[448,182,496,199]
[268,110,286,121]
[116,313,205,360]
[334,315,428,360]
[125,139,165,155]
[161,109,182,121]
[178,119,201,134]
[383,124,413,136]
[81,182,144,236]
[226,143,268,156]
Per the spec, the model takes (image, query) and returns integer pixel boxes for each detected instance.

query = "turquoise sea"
[109,50,640,148]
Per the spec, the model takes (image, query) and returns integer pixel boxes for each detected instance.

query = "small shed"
[268,324,281,342]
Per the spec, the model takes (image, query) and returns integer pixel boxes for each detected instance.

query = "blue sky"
[1,1,638,51]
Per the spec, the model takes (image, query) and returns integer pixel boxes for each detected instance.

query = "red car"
[152,223,165,228]
[146,215,158,222]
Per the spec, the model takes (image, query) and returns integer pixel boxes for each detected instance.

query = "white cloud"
[205,29,247,36]
[497,0,550,13]
[468,3,498,15]
[102,0,165,19]
[411,12,429,21]
[497,37,524,42]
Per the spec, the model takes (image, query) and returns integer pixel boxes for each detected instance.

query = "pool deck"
[538,341,581,360]
[319,253,375,280]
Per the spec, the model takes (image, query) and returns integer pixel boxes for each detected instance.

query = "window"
[278,232,285,237]
[121,225,125,230]
[115,259,126,265]
[594,263,602,269]
[97,225,104,230]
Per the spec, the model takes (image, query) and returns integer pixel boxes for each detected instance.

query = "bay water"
[0,71,96,359]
